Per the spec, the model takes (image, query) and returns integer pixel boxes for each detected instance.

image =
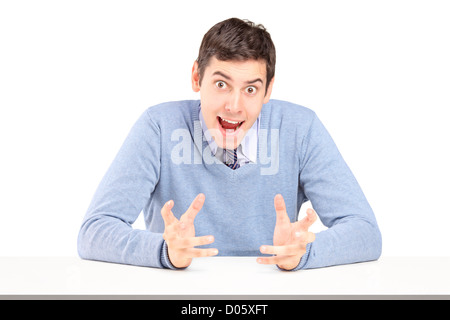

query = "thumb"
[274,194,289,224]
[181,193,205,225]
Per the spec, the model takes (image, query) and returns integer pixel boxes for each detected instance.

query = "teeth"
[220,117,241,124]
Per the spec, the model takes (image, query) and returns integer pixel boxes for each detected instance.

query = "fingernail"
[212,249,218,255]
[260,246,267,253]
[166,200,173,207]
[295,232,302,237]
[207,236,214,242]
[275,194,282,203]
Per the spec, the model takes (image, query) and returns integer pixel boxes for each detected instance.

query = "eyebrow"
[212,71,263,85]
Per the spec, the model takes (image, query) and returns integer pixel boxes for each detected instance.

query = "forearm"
[77,214,166,268]
[296,218,382,270]
[296,112,382,270]
[78,108,164,267]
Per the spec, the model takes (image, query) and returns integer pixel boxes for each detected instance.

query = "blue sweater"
[77,99,382,270]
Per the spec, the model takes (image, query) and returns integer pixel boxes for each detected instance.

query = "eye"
[245,86,257,95]
[215,81,227,89]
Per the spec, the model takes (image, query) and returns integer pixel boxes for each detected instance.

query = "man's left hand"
[257,194,317,270]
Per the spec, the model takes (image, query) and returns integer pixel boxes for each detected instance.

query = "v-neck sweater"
[77,99,382,270]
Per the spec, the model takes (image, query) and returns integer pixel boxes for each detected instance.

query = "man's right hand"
[161,193,218,268]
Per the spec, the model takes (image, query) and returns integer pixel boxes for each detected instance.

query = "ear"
[263,77,275,104]
[191,61,201,92]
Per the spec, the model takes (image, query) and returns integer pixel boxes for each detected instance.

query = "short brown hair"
[196,18,276,93]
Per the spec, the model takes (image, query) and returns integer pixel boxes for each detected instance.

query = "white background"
[1,0,449,258]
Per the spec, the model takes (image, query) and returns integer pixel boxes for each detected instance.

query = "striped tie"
[225,148,240,170]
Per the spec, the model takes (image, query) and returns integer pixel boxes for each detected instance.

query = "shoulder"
[263,99,318,133]
[265,99,317,121]
[143,100,199,129]
[145,100,198,119]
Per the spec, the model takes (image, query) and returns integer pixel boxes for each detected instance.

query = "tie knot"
[225,148,239,170]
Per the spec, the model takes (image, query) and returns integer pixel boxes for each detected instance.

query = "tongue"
[219,118,240,130]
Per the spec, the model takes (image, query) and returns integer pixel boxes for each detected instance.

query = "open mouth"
[217,116,245,133]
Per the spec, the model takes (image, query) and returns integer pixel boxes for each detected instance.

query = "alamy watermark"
[170,121,279,175]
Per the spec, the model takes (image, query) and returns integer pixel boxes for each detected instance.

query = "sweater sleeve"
[294,113,382,270]
[77,109,167,268]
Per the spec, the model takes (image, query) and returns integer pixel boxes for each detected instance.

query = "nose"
[225,91,244,114]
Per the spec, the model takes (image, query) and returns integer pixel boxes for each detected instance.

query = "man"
[78,18,382,271]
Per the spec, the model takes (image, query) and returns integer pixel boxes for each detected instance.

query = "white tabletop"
[1,256,449,297]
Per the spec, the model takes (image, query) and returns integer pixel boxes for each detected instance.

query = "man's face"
[192,57,274,150]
